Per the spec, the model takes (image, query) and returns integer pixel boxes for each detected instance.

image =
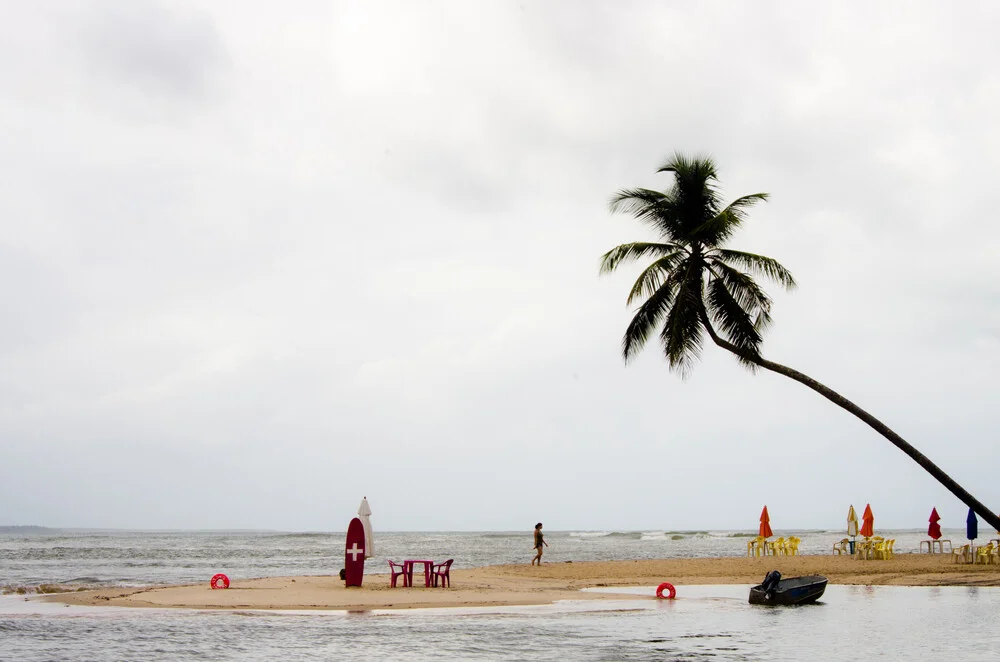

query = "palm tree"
[601,153,1000,531]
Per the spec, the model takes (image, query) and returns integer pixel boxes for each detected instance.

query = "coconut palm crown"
[600,153,794,374]
[601,153,1000,532]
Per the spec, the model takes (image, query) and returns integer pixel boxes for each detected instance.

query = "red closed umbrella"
[759,506,773,538]
[928,507,942,540]
[860,503,874,538]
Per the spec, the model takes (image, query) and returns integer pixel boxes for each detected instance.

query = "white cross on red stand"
[347,542,364,562]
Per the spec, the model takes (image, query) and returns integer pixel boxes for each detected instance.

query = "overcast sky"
[2,1,999,534]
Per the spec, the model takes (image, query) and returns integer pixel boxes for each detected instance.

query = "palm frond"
[609,188,688,239]
[708,260,773,315]
[657,152,717,180]
[625,251,686,305]
[713,249,796,289]
[622,279,676,363]
[692,194,768,244]
[608,187,666,212]
[659,276,705,376]
[599,242,679,275]
[705,277,762,369]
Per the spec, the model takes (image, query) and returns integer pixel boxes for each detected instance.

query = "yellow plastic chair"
[875,539,895,560]
[785,536,800,556]
[767,537,786,556]
[976,543,995,565]
[747,536,767,558]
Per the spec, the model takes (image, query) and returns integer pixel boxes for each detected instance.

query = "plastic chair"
[785,536,800,556]
[747,536,766,558]
[431,559,453,588]
[767,537,786,556]
[833,538,850,555]
[952,544,971,564]
[388,560,409,587]
[873,539,895,560]
[976,543,995,565]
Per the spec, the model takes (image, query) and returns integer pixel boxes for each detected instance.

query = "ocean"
[2,528,996,660]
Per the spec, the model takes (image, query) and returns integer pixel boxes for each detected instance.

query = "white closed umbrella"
[358,497,374,558]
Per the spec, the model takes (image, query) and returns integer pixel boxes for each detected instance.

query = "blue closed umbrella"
[967,508,979,543]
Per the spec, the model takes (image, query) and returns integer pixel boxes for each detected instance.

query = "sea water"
[2,529,996,660]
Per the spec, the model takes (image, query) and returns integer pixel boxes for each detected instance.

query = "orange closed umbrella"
[860,503,874,538]
[759,506,773,538]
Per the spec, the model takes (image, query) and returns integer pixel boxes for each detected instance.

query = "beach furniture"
[431,559,453,588]
[833,538,850,555]
[920,539,953,553]
[747,536,768,557]
[388,560,409,587]
[873,539,895,560]
[860,504,874,538]
[855,538,875,560]
[966,508,978,555]
[847,505,859,545]
[758,506,773,539]
[767,537,786,556]
[951,544,972,563]
[784,536,800,555]
[405,560,434,587]
[975,543,995,565]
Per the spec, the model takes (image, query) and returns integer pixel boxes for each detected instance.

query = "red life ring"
[210,573,230,589]
[656,582,676,599]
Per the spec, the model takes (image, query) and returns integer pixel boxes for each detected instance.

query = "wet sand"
[42,554,1000,611]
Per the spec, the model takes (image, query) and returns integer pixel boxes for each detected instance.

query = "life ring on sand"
[210,573,230,589]
[656,582,676,599]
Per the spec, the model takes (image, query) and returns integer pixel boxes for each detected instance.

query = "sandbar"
[41,555,1000,611]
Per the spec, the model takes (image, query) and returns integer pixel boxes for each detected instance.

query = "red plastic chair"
[431,559,453,588]
[388,560,409,587]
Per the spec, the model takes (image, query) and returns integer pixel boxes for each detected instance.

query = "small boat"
[748,571,827,606]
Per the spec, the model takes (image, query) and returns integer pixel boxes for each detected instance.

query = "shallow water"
[3,529,995,660]
[3,585,998,661]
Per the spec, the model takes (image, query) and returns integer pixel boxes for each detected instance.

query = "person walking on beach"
[531,522,548,565]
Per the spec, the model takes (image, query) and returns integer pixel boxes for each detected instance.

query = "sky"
[2,0,1000,533]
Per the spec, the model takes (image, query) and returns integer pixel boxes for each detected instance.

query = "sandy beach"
[42,554,1000,612]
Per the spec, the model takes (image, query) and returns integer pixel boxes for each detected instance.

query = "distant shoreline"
[40,554,1000,612]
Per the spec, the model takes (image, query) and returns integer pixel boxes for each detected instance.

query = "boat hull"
[749,574,827,606]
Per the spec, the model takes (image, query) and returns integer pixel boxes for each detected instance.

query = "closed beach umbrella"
[759,506,773,538]
[847,505,859,539]
[358,497,375,559]
[966,508,978,545]
[928,507,942,540]
[860,504,874,538]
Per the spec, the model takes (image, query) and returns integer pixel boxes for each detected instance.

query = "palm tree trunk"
[699,314,1000,532]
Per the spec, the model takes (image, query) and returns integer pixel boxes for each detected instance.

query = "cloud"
[2,0,1000,531]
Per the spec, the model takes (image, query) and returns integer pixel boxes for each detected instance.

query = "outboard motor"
[761,570,781,599]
